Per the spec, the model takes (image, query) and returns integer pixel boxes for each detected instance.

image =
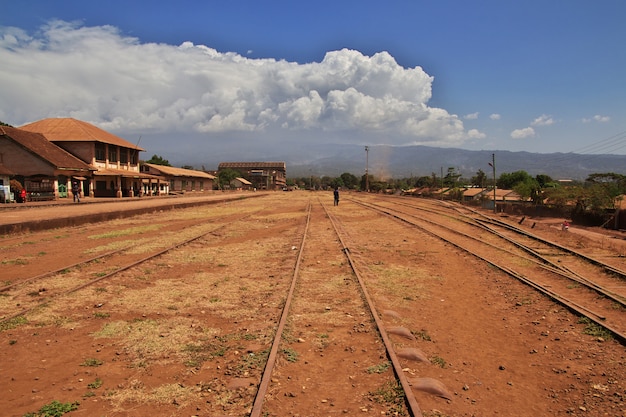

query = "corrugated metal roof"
[234,177,252,185]
[0,126,94,171]
[462,188,487,196]
[19,118,145,151]
[144,163,215,179]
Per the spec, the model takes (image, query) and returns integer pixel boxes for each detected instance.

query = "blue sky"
[2,0,625,165]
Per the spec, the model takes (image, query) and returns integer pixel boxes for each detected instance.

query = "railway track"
[3,193,625,416]
[350,195,626,344]
[251,199,443,416]
[1,195,453,417]
[0,212,254,324]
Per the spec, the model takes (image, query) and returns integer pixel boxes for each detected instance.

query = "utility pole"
[365,146,369,192]
[489,153,496,213]
[440,166,443,199]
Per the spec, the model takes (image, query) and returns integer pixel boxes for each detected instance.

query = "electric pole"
[365,146,369,192]
[489,153,496,213]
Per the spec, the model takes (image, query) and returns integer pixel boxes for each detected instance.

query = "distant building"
[218,162,286,190]
[230,177,252,191]
[141,163,215,194]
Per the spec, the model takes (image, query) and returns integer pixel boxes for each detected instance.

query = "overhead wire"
[540,130,626,166]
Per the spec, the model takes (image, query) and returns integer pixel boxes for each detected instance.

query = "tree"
[443,167,461,188]
[471,169,487,188]
[497,170,534,189]
[340,172,359,189]
[144,155,171,166]
[217,168,240,190]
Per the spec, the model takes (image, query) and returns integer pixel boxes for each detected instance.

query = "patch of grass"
[367,361,390,374]
[94,287,108,293]
[234,349,270,375]
[0,316,28,332]
[431,355,447,368]
[368,380,406,415]
[317,333,329,348]
[87,378,103,389]
[413,329,432,341]
[282,348,299,363]
[23,400,79,417]
[181,341,227,367]
[578,317,613,340]
[89,225,161,239]
[2,257,29,265]
[80,358,103,367]
[93,312,110,319]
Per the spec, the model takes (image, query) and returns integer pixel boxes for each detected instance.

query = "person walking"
[72,181,80,203]
[333,187,339,206]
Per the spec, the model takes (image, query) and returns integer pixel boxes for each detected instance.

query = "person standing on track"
[72,181,80,203]
[333,187,339,206]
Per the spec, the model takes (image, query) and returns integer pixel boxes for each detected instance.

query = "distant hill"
[177,139,626,180]
[275,144,626,180]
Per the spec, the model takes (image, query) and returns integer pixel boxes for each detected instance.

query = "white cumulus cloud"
[489,113,501,120]
[582,114,611,123]
[531,114,555,126]
[464,112,479,120]
[467,128,486,139]
[0,20,469,147]
[510,127,535,139]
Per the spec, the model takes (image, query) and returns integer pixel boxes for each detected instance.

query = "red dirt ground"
[1,193,625,417]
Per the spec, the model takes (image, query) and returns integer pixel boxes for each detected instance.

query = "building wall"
[55,142,94,165]
[0,137,55,176]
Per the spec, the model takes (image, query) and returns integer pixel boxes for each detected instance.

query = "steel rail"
[322,201,423,417]
[0,214,255,326]
[249,202,312,417]
[351,199,626,345]
[362,198,626,307]
[0,247,127,293]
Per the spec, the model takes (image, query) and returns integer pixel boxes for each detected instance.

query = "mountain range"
[192,141,626,181]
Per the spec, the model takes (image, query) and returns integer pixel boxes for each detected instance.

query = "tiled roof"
[0,164,15,176]
[144,163,215,179]
[19,118,145,151]
[218,161,286,170]
[0,126,93,171]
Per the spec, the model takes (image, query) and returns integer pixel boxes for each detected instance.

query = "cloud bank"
[0,20,470,147]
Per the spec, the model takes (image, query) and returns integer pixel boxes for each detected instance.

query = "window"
[109,146,118,162]
[95,143,105,161]
[120,148,128,164]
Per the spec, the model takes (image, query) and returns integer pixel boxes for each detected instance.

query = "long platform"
[0,192,265,235]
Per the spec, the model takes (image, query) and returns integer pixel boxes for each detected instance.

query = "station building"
[0,125,94,201]
[218,162,287,190]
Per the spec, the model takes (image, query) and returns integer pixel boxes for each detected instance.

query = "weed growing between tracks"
[367,380,407,416]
